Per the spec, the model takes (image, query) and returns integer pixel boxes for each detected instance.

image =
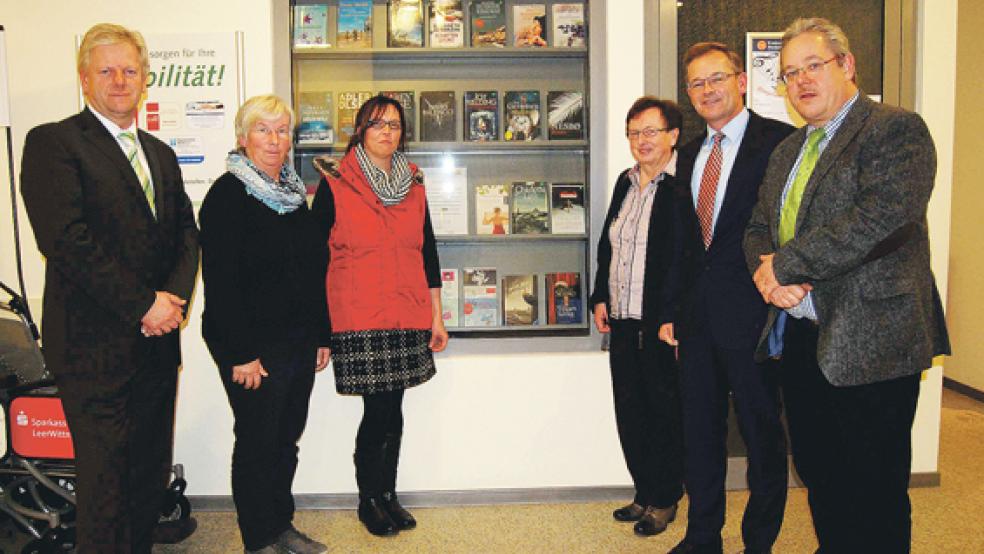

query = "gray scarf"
[354,144,414,206]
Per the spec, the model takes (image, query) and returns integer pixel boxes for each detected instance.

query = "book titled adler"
[463,91,498,142]
[546,271,583,324]
[388,0,424,47]
[380,90,416,142]
[337,0,373,48]
[502,274,539,326]
[462,268,498,327]
[469,0,505,48]
[547,90,584,140]
[428,0,465,48]
[336,91,372,144]
[503,90,541,141]
[420,91,456,142]
[510,181,549,234]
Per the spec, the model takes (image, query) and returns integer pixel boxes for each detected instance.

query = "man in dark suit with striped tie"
[744,18,949,553]
[20,23,198,553]
[659,42,793,554]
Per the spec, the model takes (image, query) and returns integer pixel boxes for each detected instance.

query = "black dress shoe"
[633,504,677,536]
[613,502,645,522]
[358,496,399,537]
[667,537,724,553]
[381,491,417,530]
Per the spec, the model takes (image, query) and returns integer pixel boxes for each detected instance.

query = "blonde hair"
[77,23,149,75]
[234,94,295,148]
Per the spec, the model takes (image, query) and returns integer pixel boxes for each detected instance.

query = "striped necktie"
[778,128,826,245]
[696,132,725,248]
[118,131,156,218]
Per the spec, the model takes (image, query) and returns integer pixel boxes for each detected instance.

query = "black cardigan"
[589,168,679,329]
[199,172,331,367]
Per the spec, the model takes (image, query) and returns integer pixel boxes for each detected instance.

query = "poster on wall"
[0,25,11,127]
[746,32,804,127]
[78,32,245,201]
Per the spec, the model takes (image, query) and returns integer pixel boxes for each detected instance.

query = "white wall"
[0,0,955,497]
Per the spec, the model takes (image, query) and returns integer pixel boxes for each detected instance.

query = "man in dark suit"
[659,42,793,554]
[20,23,198,553]
[744,18,950,554]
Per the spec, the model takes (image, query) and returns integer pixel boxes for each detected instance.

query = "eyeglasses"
[367,119,402,131]
[626,127,670,140]
[685,71,738,91]
[780,56,840,85]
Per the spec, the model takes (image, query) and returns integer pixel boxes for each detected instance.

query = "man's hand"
[315,347,331,372]
[593,303,610,333]
[768,283,814,309]
[140,291,186,336]
[753,254,780,303]
[232,358,268,390]
[658,323,677,346]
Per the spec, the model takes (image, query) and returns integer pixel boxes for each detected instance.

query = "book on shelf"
[513,4,547,47]
[462,268,498,327]
[428,0,465,48]
[503,90,541,141]
[422,165,469,235]
[388,0,424,47]
[293,4,329,48]
[502,274,539,326]
[337,0,373,48]
[420,91,457,142]
[469,0,505,48]
[441,268,460,327]
[511,181,550,234]
[550,183,585,234]
[336,91,373,144]
[295,91,334,146]
[474,184,510,235]
[547,90,584,140]
[551,3,586,47]
[463,91,499,142]
[380,90,416,142]
[546,271,583,324]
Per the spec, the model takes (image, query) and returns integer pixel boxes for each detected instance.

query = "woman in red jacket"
[311,95,449,537]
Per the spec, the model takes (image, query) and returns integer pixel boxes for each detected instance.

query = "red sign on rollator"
[9,396,75,460]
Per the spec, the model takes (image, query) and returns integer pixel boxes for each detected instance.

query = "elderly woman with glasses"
[199,94,330,554]
[589,96,686,538]
[311,94,448,537]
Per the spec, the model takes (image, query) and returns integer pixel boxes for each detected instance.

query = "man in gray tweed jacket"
[744,17,949,554]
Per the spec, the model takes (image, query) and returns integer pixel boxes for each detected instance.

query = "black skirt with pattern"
[331,328,436,395]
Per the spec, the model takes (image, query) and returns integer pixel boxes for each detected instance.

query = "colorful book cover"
[547,90,584,140]
[420,91,456,141]
[463,91,498,142]
[469,0,506,48]
[546,272,583,324]
[296,91,334,145]
[475,184,510,235]
[428,0,465,48]
[510,181,549,234]
[503,90,541,141]
[293,4,330,48]
[513,4,547,47]
[380,90,416,142]
[551,3,586,47]
[337,0,373,48]
[441,268,460,327]
[550,183,585,234]
[336,90,373,144]
[502,274,538,325]
[388,0,424,47]
[462,268,498,327]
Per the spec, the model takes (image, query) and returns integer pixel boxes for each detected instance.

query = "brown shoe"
[613,502,645,522]
[633,504,678,536]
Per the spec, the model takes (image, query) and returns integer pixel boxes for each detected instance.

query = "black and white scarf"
[354,144,415,206]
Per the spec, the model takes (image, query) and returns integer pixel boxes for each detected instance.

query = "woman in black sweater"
[199,94,330,554]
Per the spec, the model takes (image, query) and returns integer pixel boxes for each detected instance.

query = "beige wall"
[945,0,984,392]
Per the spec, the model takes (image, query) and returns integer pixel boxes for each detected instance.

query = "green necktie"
[118,131,156,218]
[778,128,825,246]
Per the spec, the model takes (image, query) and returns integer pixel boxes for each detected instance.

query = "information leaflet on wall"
[746,32,803,127]
[422,165,468,235]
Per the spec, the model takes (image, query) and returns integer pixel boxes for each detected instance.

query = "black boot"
[381,432,417,530]
[354,448,398,537]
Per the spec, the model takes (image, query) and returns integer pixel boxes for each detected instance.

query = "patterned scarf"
[227,150,306,214]
[354,144,414,206]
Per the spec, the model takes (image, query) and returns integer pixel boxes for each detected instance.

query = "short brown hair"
[77,23,149,76]
[625,96,683,135]
[683,42,743,76]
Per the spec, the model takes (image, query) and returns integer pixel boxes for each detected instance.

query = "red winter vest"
[324,150,432,333]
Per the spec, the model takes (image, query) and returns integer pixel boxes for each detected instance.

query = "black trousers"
[608,319,684,508]
[678,331,787,550]
[217,335,318,551]
[56,341,177,554]
[781,317,920,554]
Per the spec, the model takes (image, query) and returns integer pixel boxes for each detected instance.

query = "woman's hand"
[232,359,268,390]
[429,318,449,352]
[315,347,331,372]
[593,303,611,333]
